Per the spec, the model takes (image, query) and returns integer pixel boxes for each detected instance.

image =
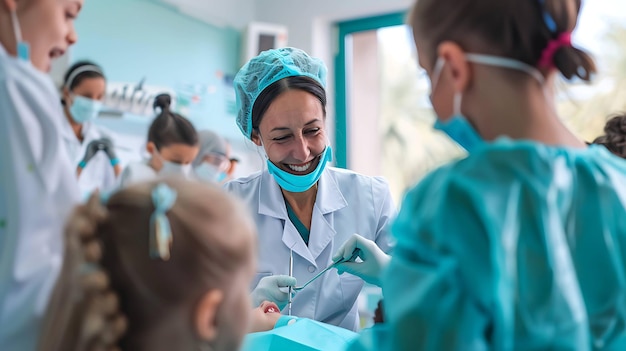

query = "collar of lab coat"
[257,167,348,219]
[258,167,348,264]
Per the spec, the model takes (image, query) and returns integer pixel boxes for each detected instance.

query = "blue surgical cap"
[233,47,328,139]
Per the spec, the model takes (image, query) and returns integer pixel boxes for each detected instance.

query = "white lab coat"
[63,121,118,197]
[0,45,80,350]
[225,167,396,331]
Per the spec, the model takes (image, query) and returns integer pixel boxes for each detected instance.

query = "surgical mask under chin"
[195,163,227,183]
[10,9,30,60]
[434,92,484,152]
[430,54,544,153]
[266,146,333,193]
[70,96,103,124]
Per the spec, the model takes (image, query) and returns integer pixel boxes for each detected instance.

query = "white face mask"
[160,161,193,178]
[153,151,193,178]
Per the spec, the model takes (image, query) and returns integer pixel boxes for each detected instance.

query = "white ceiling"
[149,0,256,28]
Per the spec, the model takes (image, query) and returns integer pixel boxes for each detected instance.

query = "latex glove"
[78,140,104,168]
[251,275,297,310]
[100,137,120,166]
[332,233,390,286]
[79,139,119,168]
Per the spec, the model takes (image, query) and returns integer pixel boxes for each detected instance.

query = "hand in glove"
[251,275,297,310]
[78,138,119,169]
[78,140,104,169]
[332,233,390,287]
[99,137,119,166]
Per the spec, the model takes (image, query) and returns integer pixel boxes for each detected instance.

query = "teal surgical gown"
[241,316,358,351]
[383,139,626,350]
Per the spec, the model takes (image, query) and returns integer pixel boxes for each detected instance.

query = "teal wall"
[72,0,243,138]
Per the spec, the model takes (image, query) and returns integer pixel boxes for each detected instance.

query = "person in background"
[0,0,85,350]
[224,140,241,181]
[193,129,231,184]
[333,0,626,349]
[227,155,240,180]
[225,47,396,331]
[39,178,256,351]
[118,94,199,187]
[592,113,626,159]
[61,60,121,197]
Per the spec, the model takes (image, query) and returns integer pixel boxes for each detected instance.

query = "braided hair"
[38,194,127,351]
[38,179,256,351]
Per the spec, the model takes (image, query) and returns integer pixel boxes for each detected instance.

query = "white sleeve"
[0,66,79,351]
[372,177,397,254]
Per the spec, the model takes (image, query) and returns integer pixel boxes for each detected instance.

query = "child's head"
[147,94,199,174]
[39,179,257,351]
[593,113,626,159]
[408,0,596,124]
[409,0,594,75]
[0,0,84,72]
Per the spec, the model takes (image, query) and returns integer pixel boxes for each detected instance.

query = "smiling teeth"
[288,162,312,172]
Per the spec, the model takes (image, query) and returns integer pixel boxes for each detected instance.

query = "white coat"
[63,121,118,197]
[0,45,80,351]
[225,167,396,331]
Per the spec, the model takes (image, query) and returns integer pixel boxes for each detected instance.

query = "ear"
[250,130,262,147]
[146,142,156,154]
[195,289,224,341]
[437,41,472,94]
[62,86,71,104]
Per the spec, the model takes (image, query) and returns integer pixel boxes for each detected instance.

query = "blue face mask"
[195,163,227,183]
[70,96,103,124]
[430,54,544,152]
[267,146,333,193]
[10,10,30,61]
[433,92,484,152]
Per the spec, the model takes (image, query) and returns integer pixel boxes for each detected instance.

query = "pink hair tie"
[538,32,572,69]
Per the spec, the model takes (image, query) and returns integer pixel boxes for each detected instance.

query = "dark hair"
[62,61,106,105]
[409,0,596,81]
[63,60,105,90]
[251,76,327,133]
[148,94,198,150]
[593,114,626,159]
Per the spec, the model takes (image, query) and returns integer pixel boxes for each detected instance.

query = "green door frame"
[334,12,407,168]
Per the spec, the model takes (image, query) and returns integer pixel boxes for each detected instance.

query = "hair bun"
[153,94,172,112]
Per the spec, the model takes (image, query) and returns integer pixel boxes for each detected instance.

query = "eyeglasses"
[204,153,230,171]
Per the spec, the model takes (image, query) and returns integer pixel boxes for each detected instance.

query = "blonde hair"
[38,178,256,351]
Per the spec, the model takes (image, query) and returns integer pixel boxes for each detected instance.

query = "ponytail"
[541,0,596,81]
[409,0,596,82]
[148,94,198,150]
